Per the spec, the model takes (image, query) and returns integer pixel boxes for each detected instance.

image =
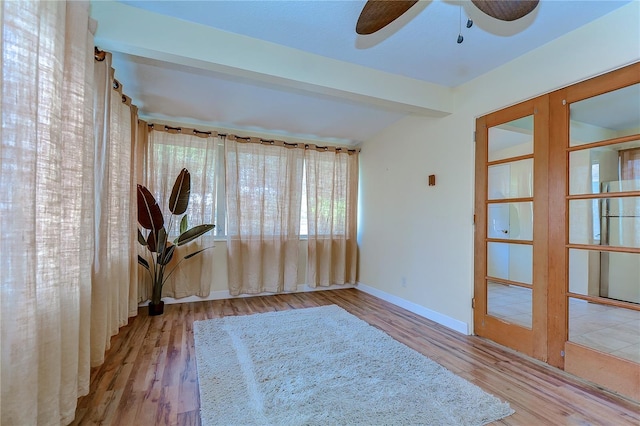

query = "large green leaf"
[137,185,164,231]
[147,232,157,252]
[137,255,150,270]
[180,215,188,234]
[137,229,147,246]
[157,228,167,254]
[184,247,212,260]
[158,244,175,266]
[146,227,167,253]
[168,168,191,215]
[176,224,215,246]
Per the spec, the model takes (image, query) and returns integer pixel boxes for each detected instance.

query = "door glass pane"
[487,242,532,284]
[569,248,640,304]
[569,197,640,248]
[488,116,534,162]
[487,281,532,329]
[483,112,535,342]
[568,297,640,364]
[570,83,640,146]
[569,140,640,195]
[487,202,533,240]
[488,159,533,200]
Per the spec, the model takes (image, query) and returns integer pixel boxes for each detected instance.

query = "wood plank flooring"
[71,289,640,425]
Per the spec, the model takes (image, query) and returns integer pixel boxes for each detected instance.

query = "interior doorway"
[474,98,548,359]
[474,63,640,401]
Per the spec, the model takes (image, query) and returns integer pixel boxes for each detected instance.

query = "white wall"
[358,2,640,333]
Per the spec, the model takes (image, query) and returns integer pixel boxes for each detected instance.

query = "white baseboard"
[140,282,469,335]
[355,282,470,335]
[139,283,356,306]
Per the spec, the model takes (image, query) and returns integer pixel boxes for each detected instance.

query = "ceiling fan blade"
[356,0,419,35]
[471,0,539,21]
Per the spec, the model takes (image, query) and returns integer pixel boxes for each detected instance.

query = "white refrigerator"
[600,179,640,304]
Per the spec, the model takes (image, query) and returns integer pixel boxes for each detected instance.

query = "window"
[149,133,357,240]
[224,139,304,238]
[147,130,222,237]
[300,167,308,236]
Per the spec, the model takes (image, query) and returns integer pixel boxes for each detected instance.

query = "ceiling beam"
[91,1,453,117]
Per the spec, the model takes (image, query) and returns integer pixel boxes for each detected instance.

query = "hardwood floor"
[71,289,640,425]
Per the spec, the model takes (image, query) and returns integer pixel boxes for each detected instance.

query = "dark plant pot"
[148,301,165,316]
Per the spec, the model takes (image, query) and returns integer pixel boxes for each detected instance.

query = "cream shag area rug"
[193,305,514,426]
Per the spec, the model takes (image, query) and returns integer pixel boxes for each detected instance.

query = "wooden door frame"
[474,96,549,360]
[475,62,640,400]
[548,62,640,399]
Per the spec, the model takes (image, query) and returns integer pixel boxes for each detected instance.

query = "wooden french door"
[548,64,640,399]
[475,63,640,400]
[474,97,549,360]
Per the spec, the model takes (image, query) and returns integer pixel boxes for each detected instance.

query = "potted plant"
[137,168,215,316]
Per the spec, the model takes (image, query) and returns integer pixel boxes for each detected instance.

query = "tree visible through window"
[149,135,357,240]
[149,134,222,237]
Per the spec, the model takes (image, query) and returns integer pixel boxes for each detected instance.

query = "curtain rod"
[110,79,131,105]
[94,46,360,153]
[147,123,361,153]
[94,47,131,106]
[94,47,106,62]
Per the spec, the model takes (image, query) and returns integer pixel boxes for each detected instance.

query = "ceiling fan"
[356,0,540,35]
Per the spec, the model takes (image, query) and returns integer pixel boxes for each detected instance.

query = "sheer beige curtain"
[91,53,139,367]
[1,1,95,424]
[305,147,359,287]
[225,136,304,295]
[140,127,218,300]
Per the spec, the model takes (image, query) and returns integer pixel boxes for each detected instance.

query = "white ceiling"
[91,0,632,145]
